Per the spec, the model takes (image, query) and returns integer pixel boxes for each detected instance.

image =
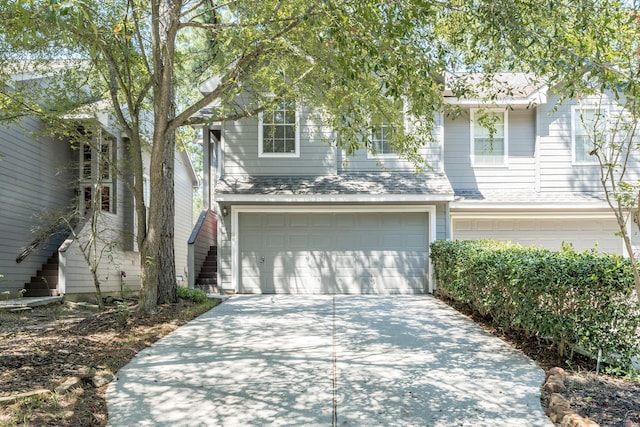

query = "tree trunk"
[157,130,177,304]
[138,242,159,313]
[138,141,164,313]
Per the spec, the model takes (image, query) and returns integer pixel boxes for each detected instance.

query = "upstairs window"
[79,133,116,214]
[470,109,508,166]
[572,106,607,165]
[258,100,300,157]
[367,99,406,159]
[368,120,395,157]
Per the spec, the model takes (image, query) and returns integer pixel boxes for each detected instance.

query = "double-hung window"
[369,120,395,157]
[79,132,116,214]
[572,106,606,165]
[470,109,508,166]
[258,100,300,157]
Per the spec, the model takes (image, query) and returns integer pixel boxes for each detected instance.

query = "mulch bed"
[0,298,218,426]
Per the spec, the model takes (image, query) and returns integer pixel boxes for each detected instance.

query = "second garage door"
[239,211,429,294]
[452,217,621,254]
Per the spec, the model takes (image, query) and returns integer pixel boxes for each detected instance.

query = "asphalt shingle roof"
[215,172,454,198]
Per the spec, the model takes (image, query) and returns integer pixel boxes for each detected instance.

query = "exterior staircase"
[195,246,218,294]
[24,253,60,297]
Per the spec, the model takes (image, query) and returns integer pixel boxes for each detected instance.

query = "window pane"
[84,187,92,214]
[273,139,285,153]
[371,122,394,154]
[574,108,601,163]
[262,100,296,154]
[474,113,504,138]
[285,126,295,139]
[575,135,593,162]
[101,186,111,211]
[263,137,274,153]
[474,137,505,164]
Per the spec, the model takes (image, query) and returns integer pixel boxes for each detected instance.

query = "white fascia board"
[216,194,455,203]
[180,150,199,187]
[444,98,540,107]
[443,86,548,107]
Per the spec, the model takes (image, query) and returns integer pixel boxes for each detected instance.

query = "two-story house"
[193,74,639,295]
[0,70,198,300]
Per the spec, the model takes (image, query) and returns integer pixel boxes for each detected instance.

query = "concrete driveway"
[106,295,552,426]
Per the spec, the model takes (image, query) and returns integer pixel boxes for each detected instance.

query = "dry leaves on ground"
[0,298,219,426]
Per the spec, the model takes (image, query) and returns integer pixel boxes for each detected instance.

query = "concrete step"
[196,277,217,285]
[27,276,57,287]
[40,264,58,273]
[23,288,60,297]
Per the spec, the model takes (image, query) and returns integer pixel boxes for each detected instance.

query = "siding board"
[0,118,75,294]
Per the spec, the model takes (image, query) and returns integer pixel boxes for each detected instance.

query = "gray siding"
[0,117,75,294]
[340,113,443,173]
[222,109,336,176]
[60,217,140,295]
[444,108,536,191]
[435,202,447,240]
[61,140,196,296]
[537,94,612,193]
[174,150,195,285]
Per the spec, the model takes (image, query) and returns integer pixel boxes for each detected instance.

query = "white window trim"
[367,100,409,160]
[571,105,607,166]
[470,108,509,167]
[258,103,300,158]
[367,122,397,159]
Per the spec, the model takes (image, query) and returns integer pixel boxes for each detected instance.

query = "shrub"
[177,287,207,303]
[431,239,640,367]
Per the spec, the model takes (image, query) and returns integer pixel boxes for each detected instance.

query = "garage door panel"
[266,215,286,227]
[266,235,286,250]
[239,212,429,294]
[335,215,356,227]
[453,217,620,254]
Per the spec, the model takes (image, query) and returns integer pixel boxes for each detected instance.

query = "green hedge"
[177,287,207,303]
[431,239,640,366]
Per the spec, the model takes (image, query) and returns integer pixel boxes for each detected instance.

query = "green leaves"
[431,239,640,367]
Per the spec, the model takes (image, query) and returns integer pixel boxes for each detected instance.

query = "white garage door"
[239,212,429,294]
[452,217,621,254]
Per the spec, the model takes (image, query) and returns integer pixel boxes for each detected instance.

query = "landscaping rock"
[548,393,571,410]
[91,371,114,388]
[548,367,568,379]
[549,406,575,424]
[55,377,83,394]
[560,413,599,427]
[544,378,567,393]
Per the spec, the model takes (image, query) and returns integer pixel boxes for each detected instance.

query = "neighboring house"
[0,73,198,300]
[191,74,640,295]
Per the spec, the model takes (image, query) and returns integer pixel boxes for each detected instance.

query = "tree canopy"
[3,0,640,309]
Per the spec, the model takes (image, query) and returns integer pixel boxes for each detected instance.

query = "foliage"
[177,287,207,304]
[431,239,640,367]
[114,300,132,327]
[6,0,639,313]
